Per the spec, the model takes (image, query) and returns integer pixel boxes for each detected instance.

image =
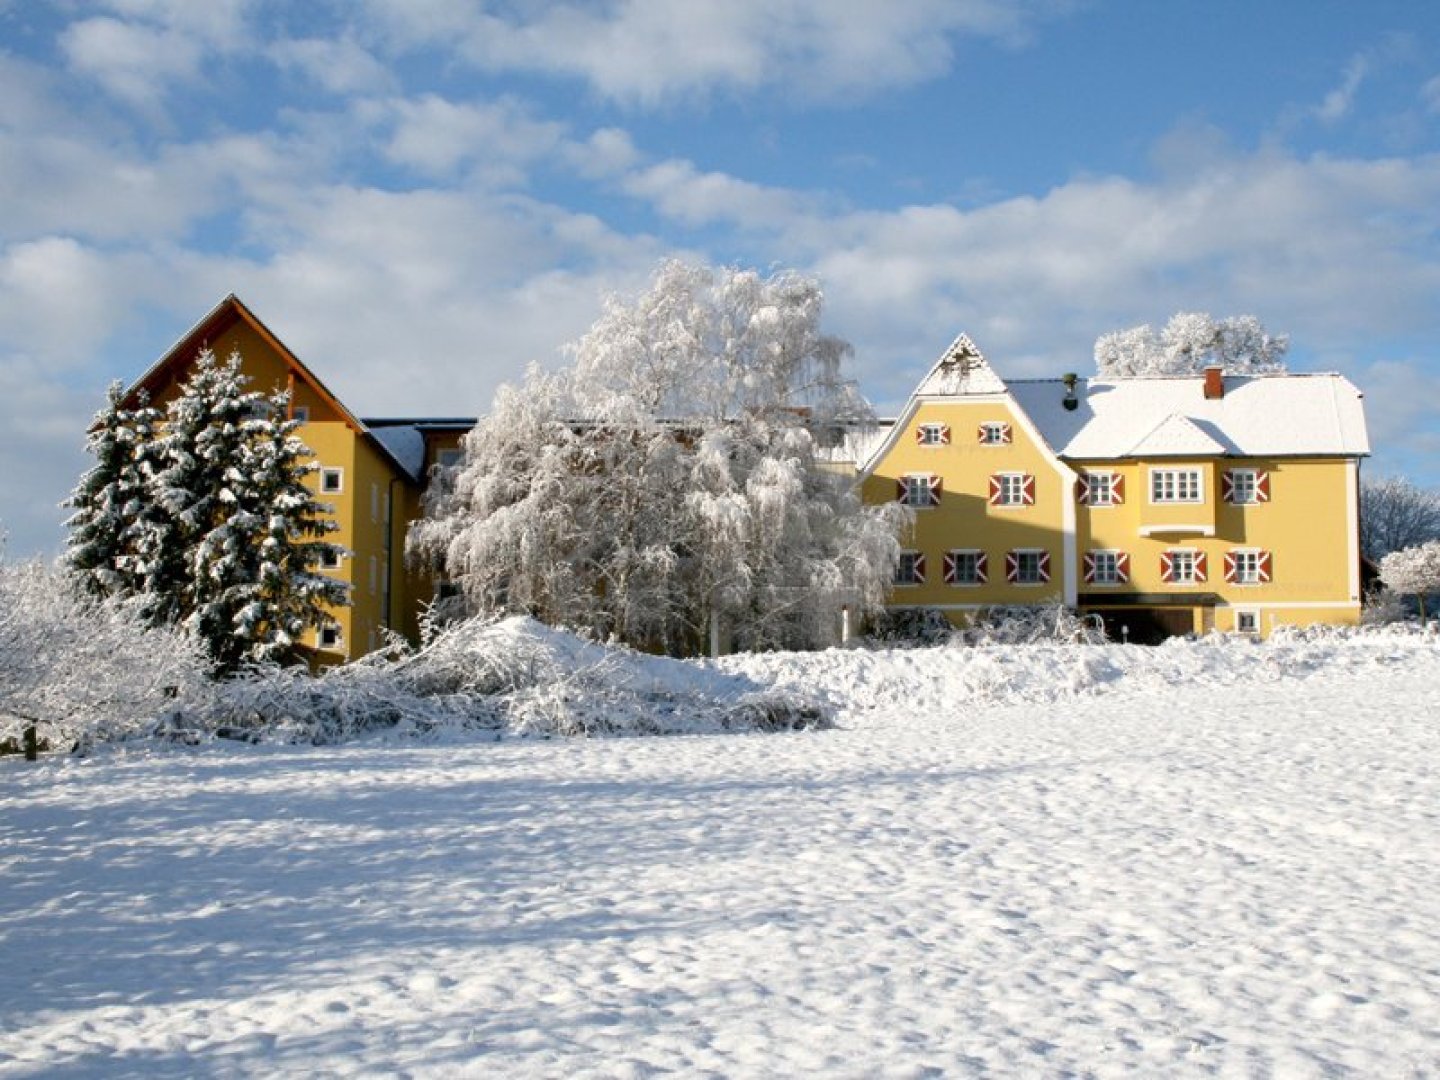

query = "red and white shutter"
[999,423,1013,444]
[1020,474,1036,506]
[1037,551,1051,583]
[895,478,907,503]
[914,426,925,445]
[1254,470,1270,502]
[1257,550,1273,583]
[988,474,1003,505]
[926,475,943,506]
[1160,551,1175,584]
[943,552,958,585]
[1115,552,1131,583]
[1223,551,1238,584]
[974,552,989,584]
[1111,473,1126,504]
[1222,471,1237,504]
[1005,551,1020,583]
[913,553,926,583]
[1193,552,1208,583]
[938,424,951,446]
[1076,475,1092,505]
[1082,552,1097,583]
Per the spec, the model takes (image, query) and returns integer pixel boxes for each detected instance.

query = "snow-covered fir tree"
[409,260,907,654]
[62,382,162,598]
[64,348,348,671]
[1094,313,1288,377]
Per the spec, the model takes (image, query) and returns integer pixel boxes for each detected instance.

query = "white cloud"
[1315,56,1368,123]
[1422,74,1440,115]
[621,158,812,229]
[380,95,567,182]
[59,16,204,109]
[359,0,1063,104]
[268,36,395,96]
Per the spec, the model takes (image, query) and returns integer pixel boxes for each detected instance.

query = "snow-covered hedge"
[174,616,828,744]
[1,559,209,753]
[868,604,1108,647]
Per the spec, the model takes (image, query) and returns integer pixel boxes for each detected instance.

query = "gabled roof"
[124,294,423,482]
[1124,413,1227,457]
[1008,372,1371,459]
[913,334,1008,396]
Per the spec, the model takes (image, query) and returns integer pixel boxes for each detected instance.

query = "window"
[1223,468,1270,505]
[916,422,950,447]
[319,547,342,570]
[318,624,343,651]
[1161,548,1207,585]
[1083,549,1130,585]
[1078,471,1124,507]
[1006,549,1051,585]
[989,472,1035,507]
[978,421,1012,445]
[943,549,987,586]
[1150,468,1203,503]
[895,551,926,586]
[437,448,463,469]
[1224,548,1273,585]
[291,405,310,424]
[1234,609,1260,634]
[898,474,941,507]
[320,467,344,494]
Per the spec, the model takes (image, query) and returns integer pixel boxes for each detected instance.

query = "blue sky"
[2,0,1438,556]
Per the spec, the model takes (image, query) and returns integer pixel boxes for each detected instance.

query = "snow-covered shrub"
[1362,587,1409,626]
[1379,540,1440,619]
[173,616,828,744]
[951,604,1109,646]
[868,607,955,646]
[0,558,208,753]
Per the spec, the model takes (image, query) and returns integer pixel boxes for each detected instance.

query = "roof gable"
[124,294,368,434]
[1124,413,1227,457]
[914,334,1008,397]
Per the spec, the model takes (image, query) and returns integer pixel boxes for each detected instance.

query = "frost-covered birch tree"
[410,260,906,654]
[1360,476,1440,559]
[1095,313,1288,377]
[63,348,347,671]
[1378,540,1440,619]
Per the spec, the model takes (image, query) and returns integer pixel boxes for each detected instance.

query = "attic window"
[291,405,310,424]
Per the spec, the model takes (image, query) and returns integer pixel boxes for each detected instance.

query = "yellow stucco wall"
[863,396,1071,612]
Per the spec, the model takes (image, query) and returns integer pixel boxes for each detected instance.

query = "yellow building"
[860,335,1370,640]
[122,294,471,663]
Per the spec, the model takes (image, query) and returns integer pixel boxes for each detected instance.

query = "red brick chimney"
[1203,365,1224,400]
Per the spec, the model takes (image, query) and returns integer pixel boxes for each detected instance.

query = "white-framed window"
[1150,467,1203,504]
[319,547,343,570]
[978,421,1012,446]
[943,549,987,586]
[291,405,310,424]
[989,472,1035,507]
[898,473,942,508]
[1161,548,1207,585]
[318,623,343,651]
[916,422,950,447]
[1224,548,1273,585]
[895,551,926,586]
[1234,608,1261,634]
[1006,548,1051,585]
[320,467,344,494]
[437,448,464,469]
[1223,468,1270,505]
[1079,471,1124,507]
[1083,549,1130,586]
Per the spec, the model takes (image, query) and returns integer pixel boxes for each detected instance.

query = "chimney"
[1203,365,1224,400]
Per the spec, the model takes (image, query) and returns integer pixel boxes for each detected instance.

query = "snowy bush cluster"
[1378,540,1440,617]
[867,604,1108,647]
[0,559,209,753]
[1094,312,1288,377]
[164,616,829,745]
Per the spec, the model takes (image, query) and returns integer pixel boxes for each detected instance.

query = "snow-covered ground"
[3,633,1439,1078]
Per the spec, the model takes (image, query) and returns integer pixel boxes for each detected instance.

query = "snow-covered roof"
[366,424,428,482]
[913,334,1008,396]
[1007,372,1370,459]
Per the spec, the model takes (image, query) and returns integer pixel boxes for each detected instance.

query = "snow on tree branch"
[1094,313,1289,377]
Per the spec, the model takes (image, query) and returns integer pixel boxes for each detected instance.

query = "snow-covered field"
[3,633,1439,1078]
